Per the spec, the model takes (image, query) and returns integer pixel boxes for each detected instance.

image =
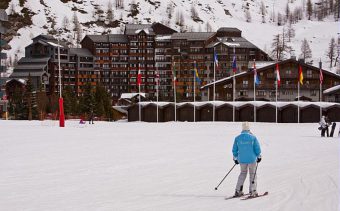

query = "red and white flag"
[276,63,280,87]
[319,67,323,85]
[137,65,142,86]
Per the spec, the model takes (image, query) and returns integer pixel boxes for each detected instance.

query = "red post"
[59,97,65,127]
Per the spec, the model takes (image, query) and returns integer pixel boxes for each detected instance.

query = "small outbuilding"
[257,104,277,122]
[163,103,176,122]
[300,104,321,123]
[216,103,234,121]
[178,103,199,122]
[199,103,214,121]
[326,104,340,122]
[238,104,254,122]
[280,104,298,123]
[143,103,163,122]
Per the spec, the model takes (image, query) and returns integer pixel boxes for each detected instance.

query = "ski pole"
[214,163,237,190]
[252,162,259,184]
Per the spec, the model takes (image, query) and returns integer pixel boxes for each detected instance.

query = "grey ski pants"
[235,163,257,193]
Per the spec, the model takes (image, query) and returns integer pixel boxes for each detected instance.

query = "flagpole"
[194,61,196,122]
[173,62,177,122]
[275,62,278,124]
[233,46,235,122]
[297,81,300,124]
[139,63,141,122]
[276,77,278,123]
[213,47,216,122]
[253,59,256,123]
[156,64,159,123]
[319,59,322,118]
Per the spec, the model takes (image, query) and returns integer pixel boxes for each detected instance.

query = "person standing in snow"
[232,122,262,197]
[319,115,330,137]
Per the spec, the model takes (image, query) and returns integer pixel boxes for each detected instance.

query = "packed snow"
[0,120,339,211]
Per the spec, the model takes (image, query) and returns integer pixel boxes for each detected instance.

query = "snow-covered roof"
[200,71,247,89]
[120,93,146,99]
[133,101,339,109]
[46,41,63,48]
[323,85,340,94]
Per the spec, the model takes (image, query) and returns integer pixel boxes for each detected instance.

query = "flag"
[253,60,260,85]
[172,62,177,84]
[155,69,160,86]
[319,67,323,85]
[276,63,280,87]
[137,65,142,86]
[194,63,201,84]
[232,54,237,73]
[298,65,303,85]
[214,50,219,68]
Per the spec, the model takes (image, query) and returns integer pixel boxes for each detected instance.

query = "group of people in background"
[319,115,338,137]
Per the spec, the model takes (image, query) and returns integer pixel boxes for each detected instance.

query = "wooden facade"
[128,102,340,122]
[202,59,340,102]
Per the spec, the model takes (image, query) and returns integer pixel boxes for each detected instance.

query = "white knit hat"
[242,121,250,131]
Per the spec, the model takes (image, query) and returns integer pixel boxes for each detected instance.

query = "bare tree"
[245,10,252,22]
[191,5,199,21]
[107,0,114,23]
[285,2,290,20]
[260,1,267,23]
[166,1,174,20]
[271,31,292,61]
[72,11,79,32]
[62,16,70,30]
[286,23,295,42]
[277,12,283,25]
[300,38,313,64]
[326,37,336,68]
[205,21,212,32]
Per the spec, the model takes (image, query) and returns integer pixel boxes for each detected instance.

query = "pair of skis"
[225,191,268,200]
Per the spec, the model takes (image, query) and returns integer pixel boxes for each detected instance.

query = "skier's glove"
[257,156,262,163]
[234,159,239,165]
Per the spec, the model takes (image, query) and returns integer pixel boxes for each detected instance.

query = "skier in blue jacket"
[232,122,262,197]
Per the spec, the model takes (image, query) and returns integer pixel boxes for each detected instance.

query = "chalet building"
[9,35,96,97]
[324,85,340,103]
[201,59,340,102]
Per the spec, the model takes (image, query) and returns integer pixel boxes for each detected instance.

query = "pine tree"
[25,74,34,120]
[36,84,48,120]
[63,86,78,117]
[300,38,313,64]
[326,37,336,68]
[80,83,95,116]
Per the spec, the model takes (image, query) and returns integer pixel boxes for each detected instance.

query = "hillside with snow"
[2,0,340,72]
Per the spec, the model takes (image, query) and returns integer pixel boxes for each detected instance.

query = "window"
[310,90,316,96]
[242,80,248,88]
[239,90,248,96]
[306,70,312,78]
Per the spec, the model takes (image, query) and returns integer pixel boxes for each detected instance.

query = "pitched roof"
[108,34,129,43]
[217,27,241,33]
[206,37,258,49]
[69,48,93,57]
[124,24,154,35]
[171,32,216,41]
[18,57,50,64]
[10,70,46,77]
[84,34,129,43]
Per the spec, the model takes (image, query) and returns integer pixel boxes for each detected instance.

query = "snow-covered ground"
[0,120,339,211]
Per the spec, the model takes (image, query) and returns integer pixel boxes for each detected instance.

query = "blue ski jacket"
[232,130,261,164]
